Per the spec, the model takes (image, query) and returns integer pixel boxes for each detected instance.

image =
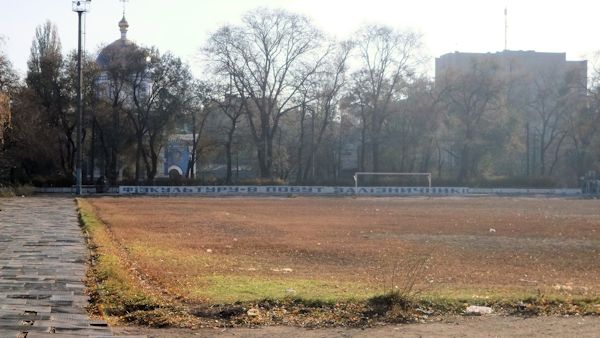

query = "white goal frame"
[353,172,432,190]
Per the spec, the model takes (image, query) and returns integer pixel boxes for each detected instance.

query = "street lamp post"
[72,0,91,195]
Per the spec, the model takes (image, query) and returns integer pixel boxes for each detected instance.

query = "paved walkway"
[0,197,143,338]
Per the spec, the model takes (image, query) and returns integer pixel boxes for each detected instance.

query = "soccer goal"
[353,172,432,190]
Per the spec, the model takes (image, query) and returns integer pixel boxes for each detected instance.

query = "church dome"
[96,15,139,70]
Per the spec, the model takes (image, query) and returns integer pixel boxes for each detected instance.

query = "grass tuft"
[77,198,192,327]
[365,291,416,322]
[192,275,369,304]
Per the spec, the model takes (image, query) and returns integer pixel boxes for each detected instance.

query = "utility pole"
[72,1,91,195]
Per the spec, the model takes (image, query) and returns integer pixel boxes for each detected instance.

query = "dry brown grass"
[86,196,600,304]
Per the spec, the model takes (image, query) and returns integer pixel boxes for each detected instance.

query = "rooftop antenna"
[504,5,508,51]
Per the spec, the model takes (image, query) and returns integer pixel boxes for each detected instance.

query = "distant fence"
[116,186,581,197]
[118,186,469,196]
[33,185,582,197]
[35,186,118,194]
[469,188,581,196]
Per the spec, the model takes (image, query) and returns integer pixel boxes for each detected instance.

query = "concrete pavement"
[0,197,144,338]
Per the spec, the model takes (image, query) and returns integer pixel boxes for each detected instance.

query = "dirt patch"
[111,315,600,337]
[86,196,600,301]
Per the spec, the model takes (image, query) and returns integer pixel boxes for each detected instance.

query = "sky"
[1,0,599,77]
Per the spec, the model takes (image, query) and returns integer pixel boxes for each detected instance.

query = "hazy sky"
[1,0,599,77]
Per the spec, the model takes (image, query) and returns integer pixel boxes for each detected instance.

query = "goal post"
[353,172,432,190]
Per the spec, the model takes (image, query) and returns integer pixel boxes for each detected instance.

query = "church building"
[92,14,193,182]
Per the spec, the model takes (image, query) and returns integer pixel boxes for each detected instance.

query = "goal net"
[353,172,432,189]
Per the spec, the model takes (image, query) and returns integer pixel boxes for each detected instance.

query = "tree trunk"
[149,151,158,184]
[187,143,196,179]
[186,109,197,179]
[540,129,546,176]
[135,134,143,183]
[225,120,237,184]
[360,114,367,172]
[257,142,270,179]
[458,143,470,183]
[436,141,443,179]
[549,132,567,176]
[371,139,380,172]
[89,118,95,183]
[143,155,151,183]
[110,106,119,184]
[370,107,383,173]
[296,106,306,185]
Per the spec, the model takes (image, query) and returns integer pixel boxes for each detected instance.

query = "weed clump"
[366,291,415,322]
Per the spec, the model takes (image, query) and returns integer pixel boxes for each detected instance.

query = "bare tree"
[96,40,145,183]
[4,90,61,180]
[438,59,506,182]
[209,77,245,184]
[566,65,600,178]
[205,8,327,178]
[129,49,192,183]
[525,71,571,176]
[25,21,77,178]
[64,51,100,181]
[300,41,352,183]
[343,72,372,172]
[383,77,440,173]
[182,80,211,179]
[353,25,422,172]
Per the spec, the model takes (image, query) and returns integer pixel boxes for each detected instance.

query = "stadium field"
[83,196,600,304]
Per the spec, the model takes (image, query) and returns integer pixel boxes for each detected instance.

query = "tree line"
[1,8,599,187]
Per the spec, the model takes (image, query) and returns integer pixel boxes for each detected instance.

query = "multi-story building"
[436,50,587,104]
[435,50,588,178]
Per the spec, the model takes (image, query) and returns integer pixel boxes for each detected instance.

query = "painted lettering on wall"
[119,186,470,196]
